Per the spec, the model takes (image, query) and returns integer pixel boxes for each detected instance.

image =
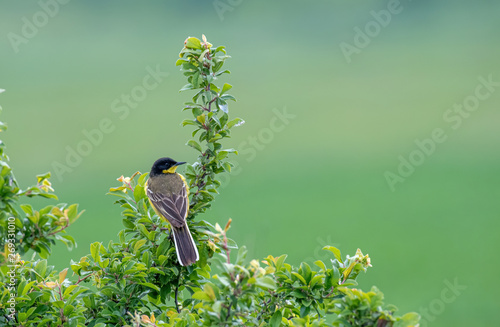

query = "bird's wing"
[146,183,188,228]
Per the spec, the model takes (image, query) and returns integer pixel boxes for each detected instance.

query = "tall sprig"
[176,35,244,219]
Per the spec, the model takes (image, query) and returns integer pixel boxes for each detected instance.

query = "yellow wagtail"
[145,157,199,266]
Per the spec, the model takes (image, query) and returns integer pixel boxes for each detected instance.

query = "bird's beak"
[174,161,186,166]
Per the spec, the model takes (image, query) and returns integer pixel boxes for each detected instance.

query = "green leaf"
[36,243,50,257]
[21,281,36,296]
[134,239,147,253]
[218,100,228,113]
[324,269,334,289]
[217,151,228,161]
[63,285,78,298]
[222,148,238,154]
[192,89,204,102]
[34,260,48,278]
[184,37,202,50]
[209,83,220,93]
[138,172,149,186]
[204,284,216,301]
[182,119,198,127]
[276,254,287,271]
[137,223,150,238]
[220,94,236,102]
[139,282,161,292]
[182,63,198,72]
[309,274,324,288]
[197,113,206,124]
[300,262,312,284]
[175,58,187,66]
[314,260,326,271]
[394,313,420,326]
[67,204,83,224]
[332,265,340,281]
[192,291,211,301]
[227,118,245,129]
[323,246,342,262]
[269,310,282,327]
[134,184,146,203]
[256,276,277,289]
[236,245,247,265]
[198,49,209,62]
[208,134,222,142]
[63,304,75,316]
[215,69,231,76]
[291,272,307,285]
[300,305,310,317]
[221,83,232,94]
[20,204,34,216]
[341,279,358,287]
[222,162,232,172]
[214,45,226,53]
[179,83,194,92]
[291,290,306,299]
[90,242,102,262]
[192,71,201,88]
[212,61,223,73]
[187,140,202,152]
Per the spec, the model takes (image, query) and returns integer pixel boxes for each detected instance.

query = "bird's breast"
[148,173,185,196]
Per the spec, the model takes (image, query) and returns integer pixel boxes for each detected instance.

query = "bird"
[145,157,199,266]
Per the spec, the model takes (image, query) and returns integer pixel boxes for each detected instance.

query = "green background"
[1,1,499,325]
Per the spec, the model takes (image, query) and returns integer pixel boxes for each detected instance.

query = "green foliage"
[0,37,419,327]
[177,35,242,219]
[330,287,420,327]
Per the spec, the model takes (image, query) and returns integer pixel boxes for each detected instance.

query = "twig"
[174,268,182,313]
[224,240,231,265]
[314,304,321,318]
[48,221,70,236]
[75,273,93,285]
[225,302,232,325]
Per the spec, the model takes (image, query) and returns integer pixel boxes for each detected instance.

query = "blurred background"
[1,0,499,325]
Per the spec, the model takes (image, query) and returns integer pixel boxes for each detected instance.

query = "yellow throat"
[162,166,179,174]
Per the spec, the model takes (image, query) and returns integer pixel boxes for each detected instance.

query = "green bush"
[0,37,419,327]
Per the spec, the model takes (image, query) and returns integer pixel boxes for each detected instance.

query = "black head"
[150,157,186,176]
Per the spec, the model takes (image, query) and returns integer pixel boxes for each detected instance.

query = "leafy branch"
[177,35,243,220]
[0,37,420,327]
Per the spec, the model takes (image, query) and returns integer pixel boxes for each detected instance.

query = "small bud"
[224,218,232,232]
[59,268,68,284]
[355,248,372,268]
[250,259,260,270]
[141,315,151,323]
[44,281,58,289]
[40,179,54,192]
[207,240,217,252]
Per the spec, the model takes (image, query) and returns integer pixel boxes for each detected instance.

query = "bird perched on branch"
[145,157,199,266]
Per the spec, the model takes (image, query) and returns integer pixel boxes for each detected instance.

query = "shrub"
[0,37,419,327]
